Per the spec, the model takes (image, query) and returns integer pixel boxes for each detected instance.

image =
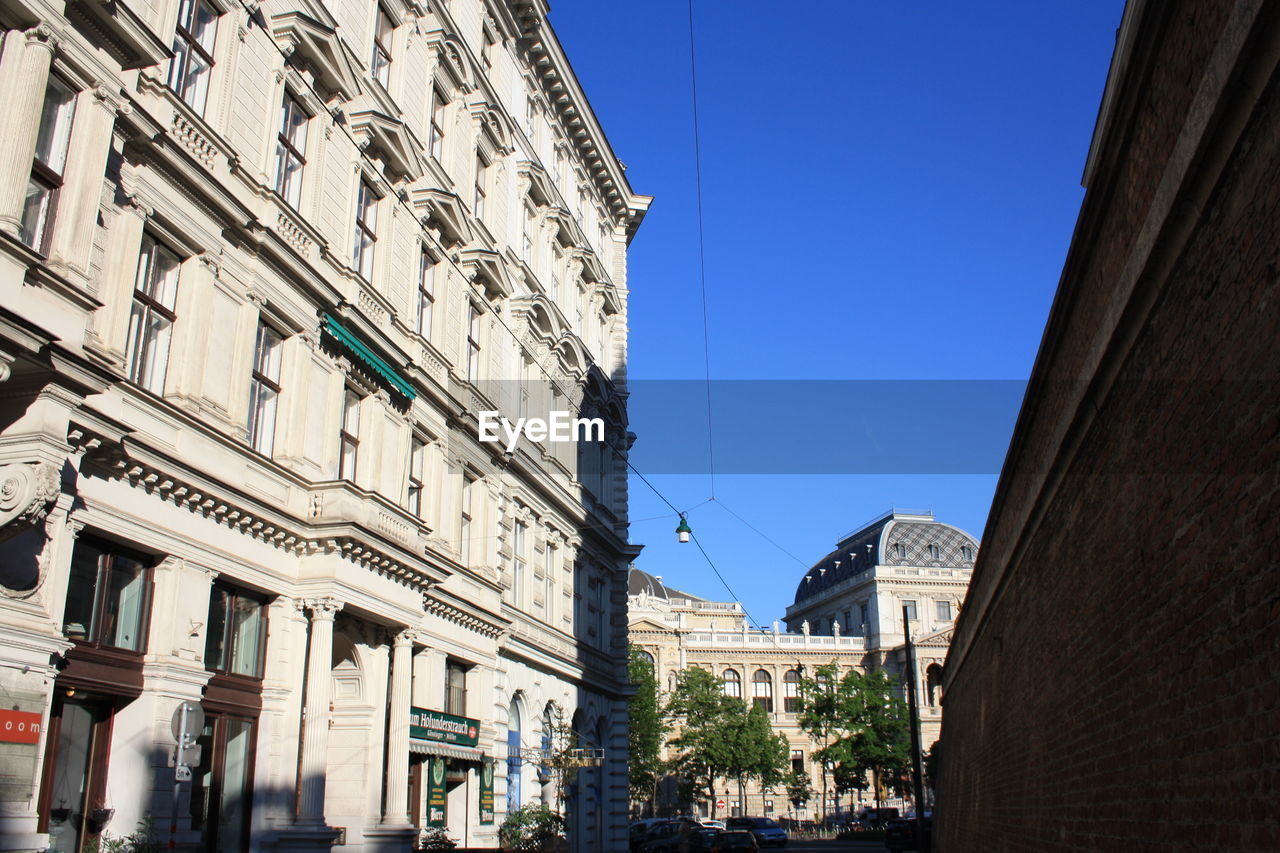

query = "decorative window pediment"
[348,109,425,183]
[271,10,362,102]
[459,248,513,301]
[508,295,566,343]
[68,0,172,69]
[411,188,472,248]
[424,30,473,94]
[517,160,555,207]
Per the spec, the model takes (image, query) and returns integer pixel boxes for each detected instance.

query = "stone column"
[297,597,341,826]
[46,86,119,283]
[382,630,414,825]
[85,189,147,365]
[0,25,57,237]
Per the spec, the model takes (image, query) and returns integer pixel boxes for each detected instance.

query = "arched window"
[752,669,773,712]
[637,649,656,670]
[722,668,741,699]
[926,664,944,707]
[783,670,801,713]
[507,698,522,810]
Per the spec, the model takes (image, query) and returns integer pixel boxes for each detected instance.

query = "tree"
[722,701,789,816]
[665,667,745,819]
[627,647,666,816]
[498,803,564,851]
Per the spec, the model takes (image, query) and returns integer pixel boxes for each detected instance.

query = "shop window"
[191,713,255,853]
[62,538,153,652]
[204,585,267,678]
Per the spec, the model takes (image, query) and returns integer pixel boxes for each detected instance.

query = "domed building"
[628,509,976,820]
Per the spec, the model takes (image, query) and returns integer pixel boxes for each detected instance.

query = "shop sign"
[479,760,495,824]
[0,709,42,744]
[410,707,480,747]
[427,757,448,827]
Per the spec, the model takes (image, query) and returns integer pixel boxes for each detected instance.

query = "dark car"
[884,816,932,852]
[631,820,681,852]
[711,831,759,852]
[724,817,787,848]
[640,823,718,853]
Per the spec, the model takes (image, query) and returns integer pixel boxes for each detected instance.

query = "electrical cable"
[713,499,811,568]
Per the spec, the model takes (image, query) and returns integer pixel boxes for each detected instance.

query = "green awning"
[322,313,416,401]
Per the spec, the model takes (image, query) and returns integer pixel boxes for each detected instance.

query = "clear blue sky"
[549,1,1125,625]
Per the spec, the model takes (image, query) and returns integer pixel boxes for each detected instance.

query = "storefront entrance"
[38,695,112,853]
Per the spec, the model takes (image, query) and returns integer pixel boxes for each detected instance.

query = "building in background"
[629,510,975,820]
[936,1,1280,850]
[0,1,647,851]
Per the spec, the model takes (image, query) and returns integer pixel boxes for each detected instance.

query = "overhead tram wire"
[713,499,811,568]
[686,0,717,500]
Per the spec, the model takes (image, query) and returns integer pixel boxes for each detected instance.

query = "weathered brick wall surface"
[936,1,1280,850]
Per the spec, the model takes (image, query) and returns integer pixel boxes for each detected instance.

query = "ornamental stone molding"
[0,461,60,541]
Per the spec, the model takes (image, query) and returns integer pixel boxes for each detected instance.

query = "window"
[893,542,906,559]
[169,0,218,113]
[473,154,488,220]
[353,179,378,280]
[445,660,468,716]
[273,93,308,207]
[204,585,266,677]
[791,749,804,775]
[371,7,394,87]
[429,87,446,160]
[543,544,556,622]
[416,249,435,339]
[926,664,944,707]
[722,668,741,700]
[466,305,481,382]
[961,545,973,561]
[339,388,360,480]
[506,699,522,811]
[928,543,940,560]
[843,610,852,632]
[783,669,801,713]
[248,324,282,456]
[62,538,152,651]
[903,599,918,621]
[126,235,181,394]
[752,670,773,712]
[936,599,952,621]
[21,76,75,251]
[481,28,495,71]
[858,602,869,635]
[407,436,426,517]
[511,521,527,606]
[460,475,475,565]
[593,576,605,640]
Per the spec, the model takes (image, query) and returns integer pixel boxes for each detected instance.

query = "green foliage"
[665,667,790,818]
[628,647,667,812]
[83,817,159,853]
[923,740,940,792]
[498,803,565,852]
[796,664,913,809]
[418,826,458,850]
[785,770,814,807]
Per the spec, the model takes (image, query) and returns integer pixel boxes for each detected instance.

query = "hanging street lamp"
[676,514,692,543]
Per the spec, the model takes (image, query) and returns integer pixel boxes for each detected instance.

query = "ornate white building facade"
[628,511,975,819]
[0,1,647,851]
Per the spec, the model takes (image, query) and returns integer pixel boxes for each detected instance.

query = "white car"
[698,819,726,831]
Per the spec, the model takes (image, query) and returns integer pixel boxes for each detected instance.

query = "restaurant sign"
[427,757,447,827]
[410,707,480,748]
[479,760,495,824]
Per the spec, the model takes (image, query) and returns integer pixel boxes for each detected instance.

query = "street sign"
[170,702,204,743]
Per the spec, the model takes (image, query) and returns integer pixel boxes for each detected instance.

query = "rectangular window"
[168,0,218,113]
[353,179,378,280]
[248,324,282,456]
[125,235,181,394]
[339,388,360,480]
[62,539,152,652]
[784,673,800,713]
[417,249,435,339]
[903,599,918,621]
[407,436,426,517]
[543,544,556,623]
[473,155,487,220]
[445,660,467,716]
[21,75,75,251]
[791,750,804,775]
[936,599,952,621]
[466,305,481,382]
[429,87,446,160]
[481,28,495,71]
[510,521,527,606]
[859,602,869,634]
[204,584,266,678]
[273,93,308,207]
[460,475,474,566]
[371,7,394,87]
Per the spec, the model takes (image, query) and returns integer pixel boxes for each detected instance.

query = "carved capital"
[303,596,342,621]
[0,462,60,537]
[24,24,59,53]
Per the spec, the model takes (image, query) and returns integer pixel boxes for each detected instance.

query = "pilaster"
[0,25,57,238]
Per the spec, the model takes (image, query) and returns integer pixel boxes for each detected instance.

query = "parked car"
[711,831,760,852]
[699,819,727,831]
[884,816,932,852]
[724,817,787,848]
[856,807,900,829]
[639,822,718,853]
[631,820,681,852]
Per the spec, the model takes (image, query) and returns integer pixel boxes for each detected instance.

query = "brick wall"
[936,1,1280,850]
